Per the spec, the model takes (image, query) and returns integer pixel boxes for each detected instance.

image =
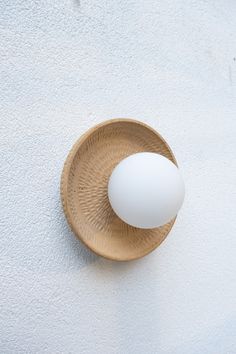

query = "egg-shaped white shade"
[108,152,185,229]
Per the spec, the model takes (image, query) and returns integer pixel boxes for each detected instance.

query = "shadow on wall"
[90,253,162,352]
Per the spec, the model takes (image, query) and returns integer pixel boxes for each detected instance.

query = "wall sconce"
[61,119,184,261]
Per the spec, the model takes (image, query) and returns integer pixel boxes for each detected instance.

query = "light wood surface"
[61,119,177,261]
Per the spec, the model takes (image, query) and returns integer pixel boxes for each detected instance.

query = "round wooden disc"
[61,119,177,261]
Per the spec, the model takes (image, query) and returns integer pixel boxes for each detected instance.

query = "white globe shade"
[108,152,185,229]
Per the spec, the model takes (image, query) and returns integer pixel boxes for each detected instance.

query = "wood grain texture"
[61,119,177,261]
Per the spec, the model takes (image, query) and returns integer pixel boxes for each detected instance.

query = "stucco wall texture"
[1,1,236,353]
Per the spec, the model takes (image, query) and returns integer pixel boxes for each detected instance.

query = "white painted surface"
[0,1,236,353]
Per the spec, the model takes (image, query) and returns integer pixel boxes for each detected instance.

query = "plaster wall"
[1,1,236,353]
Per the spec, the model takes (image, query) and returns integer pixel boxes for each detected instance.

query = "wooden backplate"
[61,119,177,261]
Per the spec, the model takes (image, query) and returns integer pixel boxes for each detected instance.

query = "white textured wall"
[1,1,236,353]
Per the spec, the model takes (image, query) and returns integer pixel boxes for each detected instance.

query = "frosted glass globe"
[108,152,185,229]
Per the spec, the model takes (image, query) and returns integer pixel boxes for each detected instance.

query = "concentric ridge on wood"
[61,118,177,261]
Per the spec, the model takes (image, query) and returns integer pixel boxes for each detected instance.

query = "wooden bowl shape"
[61,119,177,261]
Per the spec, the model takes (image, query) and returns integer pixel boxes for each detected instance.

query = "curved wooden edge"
[60,118,178,261]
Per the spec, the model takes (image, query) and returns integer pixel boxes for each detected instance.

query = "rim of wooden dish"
[61,118,177,261]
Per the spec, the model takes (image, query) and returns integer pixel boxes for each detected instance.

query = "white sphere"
[108,152,185,229]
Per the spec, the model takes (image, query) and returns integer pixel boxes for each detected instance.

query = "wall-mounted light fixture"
[61,119,185,261]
